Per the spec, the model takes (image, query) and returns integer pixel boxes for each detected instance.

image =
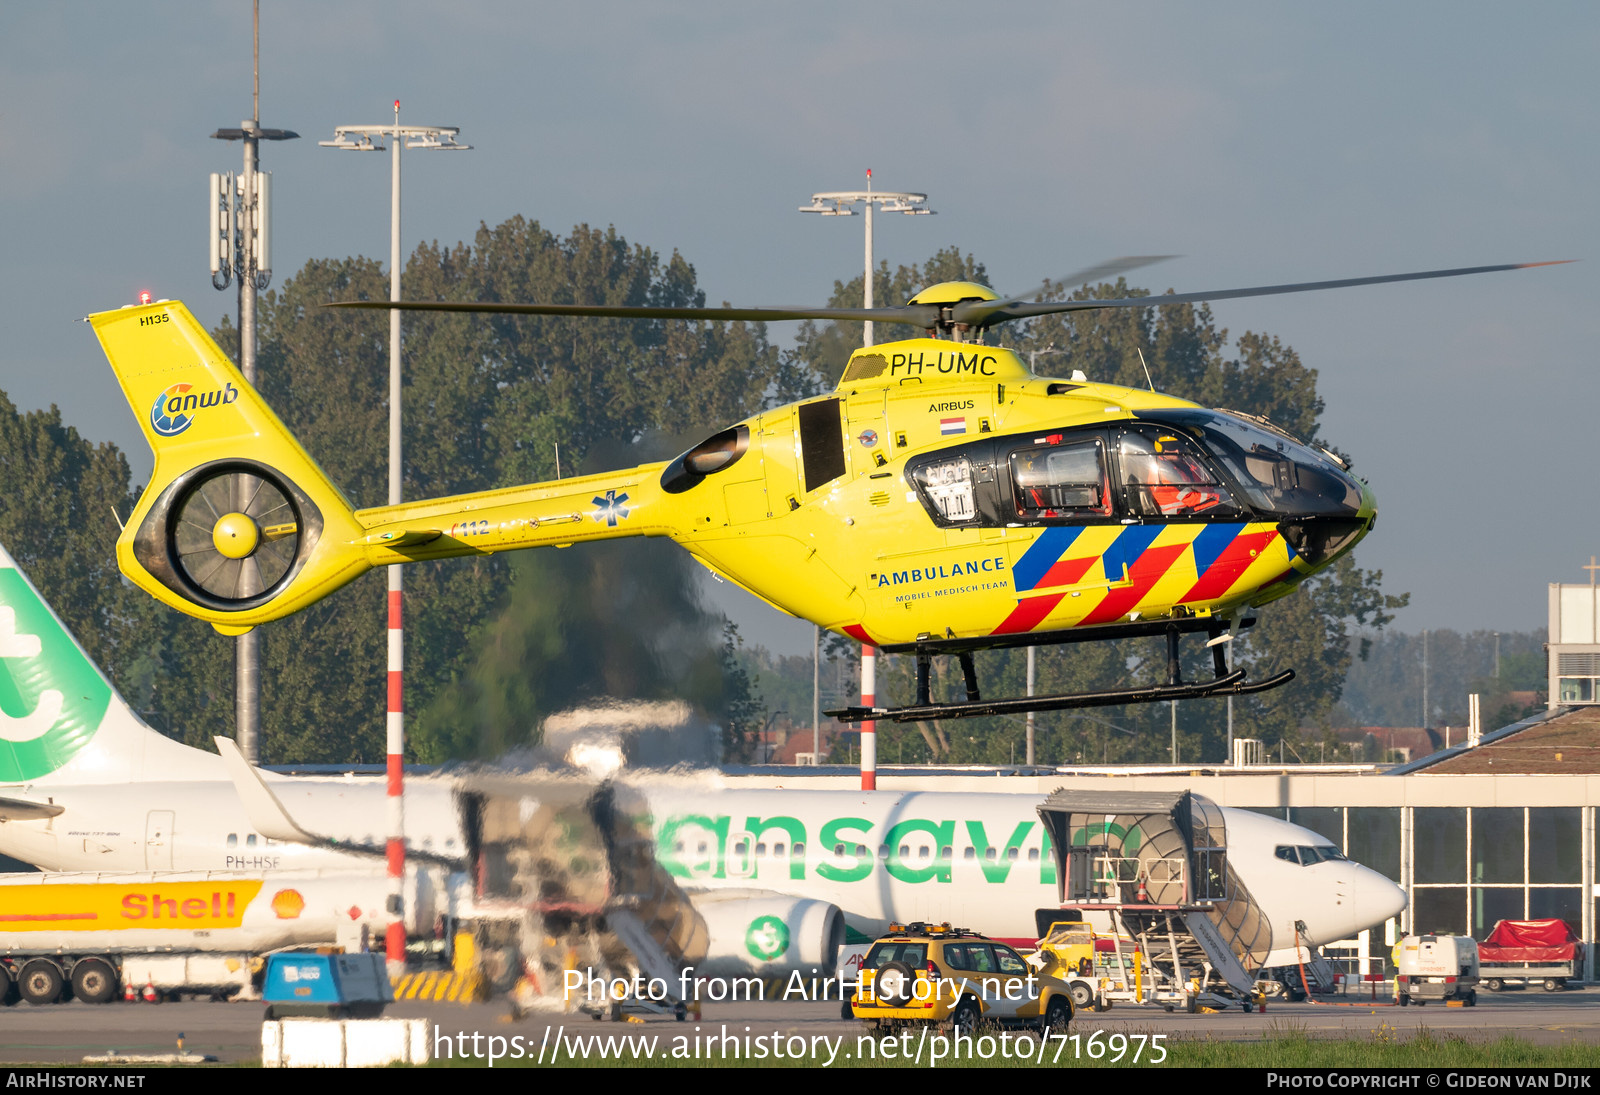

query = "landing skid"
[828,669,1293,723]
[825,621,1295,724]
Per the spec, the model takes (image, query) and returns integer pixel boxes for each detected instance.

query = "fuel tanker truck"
[0,867,464,1004]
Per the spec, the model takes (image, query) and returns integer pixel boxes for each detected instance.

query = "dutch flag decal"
[939,417,966,436]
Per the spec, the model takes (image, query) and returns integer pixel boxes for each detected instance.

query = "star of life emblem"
[591,489,632,527]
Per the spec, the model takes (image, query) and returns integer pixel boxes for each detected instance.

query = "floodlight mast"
[320,103,471,976]
[208,0,297,770]
[799,171,933,789]
[799,172,933,347]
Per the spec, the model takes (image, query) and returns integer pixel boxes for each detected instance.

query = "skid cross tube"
[826,619,1292,723]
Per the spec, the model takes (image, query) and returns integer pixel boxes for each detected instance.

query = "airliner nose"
[1354,867,1407,930]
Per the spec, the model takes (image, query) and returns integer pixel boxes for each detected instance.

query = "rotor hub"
[211,512,260,559]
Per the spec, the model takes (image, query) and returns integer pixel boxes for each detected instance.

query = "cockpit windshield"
[1274,844,1348,866]
[1142,409,1365,518]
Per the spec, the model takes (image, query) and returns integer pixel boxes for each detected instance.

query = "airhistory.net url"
[431,1024,1167,1066]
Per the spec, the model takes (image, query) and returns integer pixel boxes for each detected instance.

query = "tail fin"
[0,544,219,785]
[88,301,370,632]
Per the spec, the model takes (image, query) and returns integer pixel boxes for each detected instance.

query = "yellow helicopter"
[88,259,1562,723]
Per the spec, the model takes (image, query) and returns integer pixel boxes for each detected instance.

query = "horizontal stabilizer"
[0,795,64,821]
[351,529,442,549]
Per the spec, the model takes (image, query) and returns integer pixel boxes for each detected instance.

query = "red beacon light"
[138,291,152,305]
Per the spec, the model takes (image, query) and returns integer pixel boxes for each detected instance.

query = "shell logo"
[270,888,306,920]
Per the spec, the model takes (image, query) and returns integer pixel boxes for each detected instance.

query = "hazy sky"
[3,2,1595,654]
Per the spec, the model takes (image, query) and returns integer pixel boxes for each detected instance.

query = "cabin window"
[1028,848,1040,862]
[1006,847,1019,862]
[246,834,257,848]
[1010,438,1112,520]
[755,842,768,857]
[227,834,238,848]
[909,455,979,524]
[963,847,976,861]
[834,843,846,856]
[855,844,868,857]
[939,846,952,860]
[792,843,803,857]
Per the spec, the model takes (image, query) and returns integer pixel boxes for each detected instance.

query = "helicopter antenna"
[1136,347,1155,391]
[554,442,562,480]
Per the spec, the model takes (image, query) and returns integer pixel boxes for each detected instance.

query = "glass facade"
[1529,888,1584,925]
[1471,808,1523,885]
[1414,887,1467,936]
[1414,808,1467,884]
[1347,808,1401,883]
[1529,808,1581,884]
[1472,887,1525,937]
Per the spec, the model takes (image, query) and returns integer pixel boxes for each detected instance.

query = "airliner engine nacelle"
[694,896,845,978]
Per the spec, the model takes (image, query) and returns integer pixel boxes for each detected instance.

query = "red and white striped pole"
[384,100,406,974]
[860,646,876,790]
[386,581,405,966]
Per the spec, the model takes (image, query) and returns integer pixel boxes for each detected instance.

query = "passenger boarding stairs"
[1116,905,1255,997]
[1037,790,1270,1000]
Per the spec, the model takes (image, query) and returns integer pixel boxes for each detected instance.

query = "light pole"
[1022,346,1071,768]
[208,0,296,767]
[799,172,933,789]
[320,104,470,973]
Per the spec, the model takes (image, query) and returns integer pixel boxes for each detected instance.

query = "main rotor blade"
[955,260,1573,328]
[326,298,943,328]
[1010,255,1181,304]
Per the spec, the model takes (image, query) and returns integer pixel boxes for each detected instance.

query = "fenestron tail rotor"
[170,468,301,603]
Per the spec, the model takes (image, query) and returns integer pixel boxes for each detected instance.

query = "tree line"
[2,220,1407,766]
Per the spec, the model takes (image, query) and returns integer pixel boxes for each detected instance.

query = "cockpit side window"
[1008,438,1112,521]
[1275,845,1301,865]
[1115,426,1240,519]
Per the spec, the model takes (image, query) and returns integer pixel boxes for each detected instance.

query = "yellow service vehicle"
[850,922,1073,1034]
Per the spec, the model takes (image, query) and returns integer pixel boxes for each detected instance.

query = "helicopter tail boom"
[89,300,670,632]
